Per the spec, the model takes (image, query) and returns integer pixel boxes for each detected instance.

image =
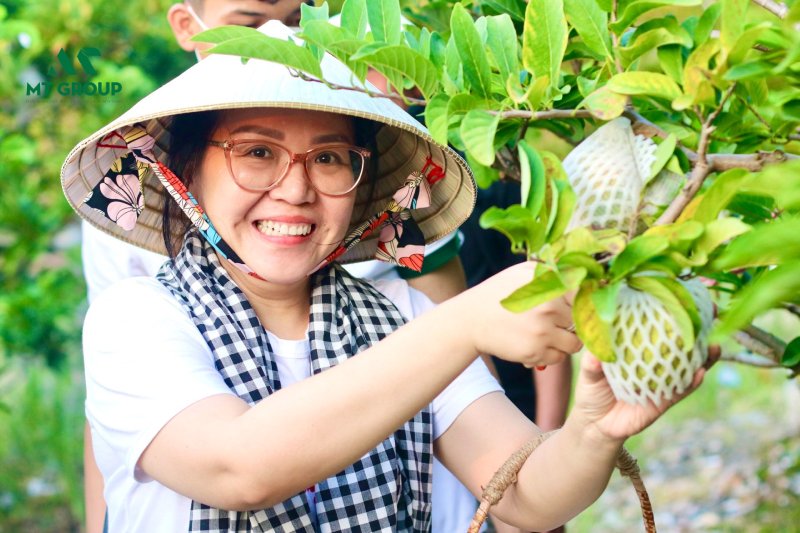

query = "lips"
[255,220,314,237]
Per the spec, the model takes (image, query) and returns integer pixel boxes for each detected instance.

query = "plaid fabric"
[157,231,433,532]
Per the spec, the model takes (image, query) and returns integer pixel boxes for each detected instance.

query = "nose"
[267,160,315,204]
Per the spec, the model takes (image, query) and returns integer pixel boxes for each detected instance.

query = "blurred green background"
[0,0,190,529]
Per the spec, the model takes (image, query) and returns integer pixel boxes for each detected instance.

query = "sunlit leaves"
[523,0,568,90]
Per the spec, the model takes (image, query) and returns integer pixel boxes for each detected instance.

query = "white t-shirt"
[84,276,501,533]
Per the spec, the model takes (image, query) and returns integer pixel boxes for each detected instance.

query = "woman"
[63,21,702,532]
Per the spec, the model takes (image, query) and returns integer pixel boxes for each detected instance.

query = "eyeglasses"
[208,139,371,196]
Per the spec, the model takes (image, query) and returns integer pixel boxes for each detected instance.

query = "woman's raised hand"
[569,352,709,443]
[460,262,583,368]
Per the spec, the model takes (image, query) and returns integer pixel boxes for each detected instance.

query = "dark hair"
[161,111,381,258]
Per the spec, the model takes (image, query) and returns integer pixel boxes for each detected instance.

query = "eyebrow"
[228,125,353,144]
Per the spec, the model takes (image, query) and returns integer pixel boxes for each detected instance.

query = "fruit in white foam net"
[563,117,658,231]
[601,278,714,406]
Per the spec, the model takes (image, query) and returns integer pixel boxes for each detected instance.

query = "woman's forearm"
[144,295,479,510]
[498,416,623,530]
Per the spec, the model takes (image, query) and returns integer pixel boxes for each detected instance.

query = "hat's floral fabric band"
[84,125,255,275]
[83,123,446,277]
[313,155,446,273]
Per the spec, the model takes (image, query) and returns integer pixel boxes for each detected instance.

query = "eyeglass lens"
[228,141,365,195]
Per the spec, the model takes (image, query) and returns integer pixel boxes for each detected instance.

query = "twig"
[655,84,737,225]
[610,0,625,74]
[735,94,773,132]
[721,349,782,368]
[490,109,596,120]
[751,0,790,18]
[290,69,427,106]
[743,324,787,359]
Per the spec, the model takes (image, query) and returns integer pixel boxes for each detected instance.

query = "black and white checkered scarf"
[157,231,433,532]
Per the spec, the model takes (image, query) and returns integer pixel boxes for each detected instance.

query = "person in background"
[81,2,470,532]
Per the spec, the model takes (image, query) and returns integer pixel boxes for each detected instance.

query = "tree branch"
[290,69,427,106]
[490,109,596,120]
[751,0,790,18]
[721,350,782,368]
[654,84,738,225]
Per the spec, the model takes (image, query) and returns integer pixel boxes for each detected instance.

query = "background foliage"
[0,0,189,528]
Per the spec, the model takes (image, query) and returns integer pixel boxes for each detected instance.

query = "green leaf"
[612,0,702,34]
[740,160,800,211]
[592,281,623,323]
[647,134,677,183]
[366,0,401,44]
[460,110,501,167]
[695,3,721,45]
[711,218,800,271]
[485,14,519,84]
[502,267,588,312]
[657,45,684,85]
[713,261,800,339]
[558,252,605,279]
[607,72,682,101]
[581,85,628,120]
[782,337,800,367]
[657,276,703,336]
[609,234,670,281]
[298,20,369,80]
[518,140,547,217]
[548,178,577,243]
[191,26,263,44]
[724,60,775,81]
[574,281,615,361]
[351,45,440,99]
[692,217,752,260]
[628,275,695,347]
[480,205,544,254]
[644,221,704,253]
[620,18,693,65]
[720,0,748,57]
[564,0,613,61]
[204,34,323,79]
[482,0,527,21]
[691,168,750,223]
[673,40,720,110]
[451,4,494,98]
[340,0,368,39]
[523,0,568,88]
[467,153,501,189]
[424,94,450,145]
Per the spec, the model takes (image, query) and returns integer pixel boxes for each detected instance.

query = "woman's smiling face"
[191,108,359,283]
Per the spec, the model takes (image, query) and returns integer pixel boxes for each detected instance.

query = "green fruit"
[602,278,713,406]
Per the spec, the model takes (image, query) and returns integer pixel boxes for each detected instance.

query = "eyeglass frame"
[207,138,372,196]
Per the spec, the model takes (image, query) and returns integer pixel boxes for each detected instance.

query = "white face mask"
[184,1,210,61]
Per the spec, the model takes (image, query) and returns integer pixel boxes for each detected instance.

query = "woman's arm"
[83,423,106,533]
[134,262,579,510]
[436,354,705,531]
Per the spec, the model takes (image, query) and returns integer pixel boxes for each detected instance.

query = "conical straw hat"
[61,21,476,264]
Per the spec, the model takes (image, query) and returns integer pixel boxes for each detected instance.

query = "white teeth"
[256,220,312,236]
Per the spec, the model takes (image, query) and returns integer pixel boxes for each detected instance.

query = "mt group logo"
[26,47,122,98]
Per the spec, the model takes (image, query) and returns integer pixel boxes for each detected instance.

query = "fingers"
[551,327,583,355]
[579,352,606,383]
[522,347,569,369]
